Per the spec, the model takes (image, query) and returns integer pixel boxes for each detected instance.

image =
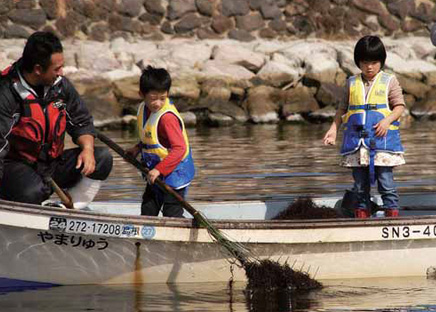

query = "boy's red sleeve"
[154,113,187,176]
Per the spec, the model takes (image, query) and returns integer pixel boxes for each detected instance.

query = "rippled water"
[96,121,436,202]
[1,278,436,311]
[25,121,436,311]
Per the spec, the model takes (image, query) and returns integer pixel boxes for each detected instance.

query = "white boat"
[1,193,436,288]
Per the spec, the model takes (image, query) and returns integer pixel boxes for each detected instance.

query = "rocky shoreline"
[2,36,436,127]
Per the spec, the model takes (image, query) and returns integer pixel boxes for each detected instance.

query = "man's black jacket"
[0,60,95,180]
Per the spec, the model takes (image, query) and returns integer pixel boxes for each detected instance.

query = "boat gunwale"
[3,199,436,230]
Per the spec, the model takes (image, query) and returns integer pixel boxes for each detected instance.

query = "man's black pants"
[0,147,113,204]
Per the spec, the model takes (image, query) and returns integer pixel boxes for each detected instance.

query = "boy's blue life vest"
[137,98,195,189]
[340,71,404,184]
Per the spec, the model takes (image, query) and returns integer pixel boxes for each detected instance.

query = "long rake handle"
[96,130,251,266]
[47,177,74,209]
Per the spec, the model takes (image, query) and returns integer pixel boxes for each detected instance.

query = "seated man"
[0,31,112,208]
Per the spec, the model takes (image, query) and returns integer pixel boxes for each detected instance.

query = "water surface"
[95,122,436,203]
[1,277,436,311]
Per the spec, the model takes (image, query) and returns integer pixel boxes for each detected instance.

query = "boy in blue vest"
[323,36,406,219]
[127,66,195,217]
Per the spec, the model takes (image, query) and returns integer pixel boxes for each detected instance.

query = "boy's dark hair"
[21,31,63,73]
[354,35,386,68]
[139,66,171,95]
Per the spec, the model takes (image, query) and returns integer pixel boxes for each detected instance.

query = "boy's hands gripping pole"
[95,131,191,214]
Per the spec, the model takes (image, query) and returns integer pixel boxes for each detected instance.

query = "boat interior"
[85,192,436,220]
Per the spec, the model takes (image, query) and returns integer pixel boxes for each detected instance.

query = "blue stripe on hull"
[0,278,59,292]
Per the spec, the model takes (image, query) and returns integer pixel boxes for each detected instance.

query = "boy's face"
[142,90,168,113]
[359,60,381,80]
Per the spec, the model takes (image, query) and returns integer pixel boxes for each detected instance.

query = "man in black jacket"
[0,31,113,207]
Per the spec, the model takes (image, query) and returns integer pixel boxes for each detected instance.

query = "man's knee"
[1,181,49,204]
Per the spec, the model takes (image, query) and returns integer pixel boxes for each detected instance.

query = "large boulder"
[207,112,235,127]
[385,52,436,80]
[306,106,337,123]
[282,40,340,83]
[201,59,256,81]
[196,79,248,123]
[8,9,47,29]
[167,0,197,20]
[315,83,346,108]
[211,42,265,72]
[168,41,213,68]
[126,41,160,65]
[200,82,231,102]
[280,86,319,118]
[396,74,430,100]
[207,99,248,122]
[0,39,25,61]
[425,71,436,87]
[112,76,142,113]
[180,111,197,127]
[255,60,299,88]
[170,76,201,110]
[243,85,279,123]
[410,89,436,120]
[76,41,121,72]
[74,78,122,122]
[0,51,11,70]
[221,0,250,17]
[102,68,141,82]
[336,44,360,76]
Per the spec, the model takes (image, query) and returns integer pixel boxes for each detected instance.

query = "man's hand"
[76,147,95,176]
[373,118,391,137]
[76,134,95,176]
[147,168,160,184]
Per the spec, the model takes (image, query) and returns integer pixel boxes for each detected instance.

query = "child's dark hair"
[354,35,386,68]
[139,66,172,95]
[22,31,63,73]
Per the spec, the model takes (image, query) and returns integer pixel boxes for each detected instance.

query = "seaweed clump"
[244,259,322,291]
[243,259,322,311]
[273,197,340,220]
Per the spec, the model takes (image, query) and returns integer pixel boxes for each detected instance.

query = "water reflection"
[94,122,436,203]
[1,277,436,312]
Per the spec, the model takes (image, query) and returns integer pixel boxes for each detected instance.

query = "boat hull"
[1,198,436,286]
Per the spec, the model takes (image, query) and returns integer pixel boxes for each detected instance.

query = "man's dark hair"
[354,35,387,68]
[21,31,63,73]
[139,66,172,95]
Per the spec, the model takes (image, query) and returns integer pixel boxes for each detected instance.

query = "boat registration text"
[49,217,156,239]
[382,225,436,239]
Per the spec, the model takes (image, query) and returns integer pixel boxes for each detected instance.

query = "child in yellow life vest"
[323,35,405,219]
[126,66,195,217]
